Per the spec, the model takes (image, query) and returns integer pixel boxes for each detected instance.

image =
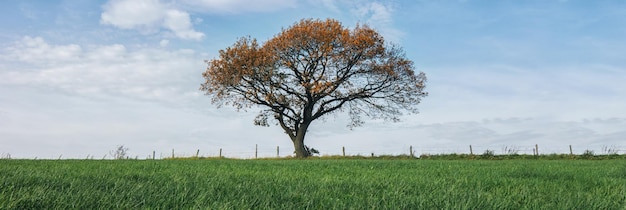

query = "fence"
[2,144,624,160]
[146,144,624,160]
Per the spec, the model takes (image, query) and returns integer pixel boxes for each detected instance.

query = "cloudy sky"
[1,0,625,159]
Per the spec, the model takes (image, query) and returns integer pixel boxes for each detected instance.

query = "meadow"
[1,159,625,209]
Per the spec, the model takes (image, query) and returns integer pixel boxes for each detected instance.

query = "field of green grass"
[1,159,625,209]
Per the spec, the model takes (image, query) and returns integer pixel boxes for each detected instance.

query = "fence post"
[342,146,346,157]
[277,146,280,158]
[410,145,414,157]
[172,149,175,159]
[196,149,200,158]
[219,148,222,158]
[569,145,573,156]
[535,144,539,156]
[153,151,156,160]
[469,145,473,155]
[255,144,258,159]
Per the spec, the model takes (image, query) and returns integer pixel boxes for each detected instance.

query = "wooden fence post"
[219,148,222,158]
[171,149,175,159]
[342,146,346,157]
[196,149,200,158]
[569,145,573,155]
[469,145,473,155]
[153,151,156,160]
[410,145,414,157]
[535,144,539,156]
[255,144,258,159]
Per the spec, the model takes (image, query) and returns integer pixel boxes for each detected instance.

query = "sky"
[1,0,625,159]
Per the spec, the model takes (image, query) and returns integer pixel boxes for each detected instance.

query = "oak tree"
[201,19,427,158]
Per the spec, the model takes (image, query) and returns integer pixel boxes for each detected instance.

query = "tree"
[201,19,427,158]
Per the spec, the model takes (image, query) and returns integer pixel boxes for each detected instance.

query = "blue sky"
[1,0,625,158]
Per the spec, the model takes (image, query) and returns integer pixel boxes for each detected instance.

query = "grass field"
[1,159,625,209]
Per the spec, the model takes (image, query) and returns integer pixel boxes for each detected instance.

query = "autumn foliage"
[201,18,427,158]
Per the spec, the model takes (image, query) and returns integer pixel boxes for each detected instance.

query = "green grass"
[1,159,625,209]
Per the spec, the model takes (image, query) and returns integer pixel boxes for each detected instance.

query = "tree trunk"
[292,121,311,158]
[293,134,308,158]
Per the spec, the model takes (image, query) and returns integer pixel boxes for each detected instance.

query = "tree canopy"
[201,18,427,158]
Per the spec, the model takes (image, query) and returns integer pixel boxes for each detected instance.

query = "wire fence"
[142,144,626,160]
[2,144,624,160]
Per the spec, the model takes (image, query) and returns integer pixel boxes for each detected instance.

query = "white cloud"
[416,63,626,122]
[86,44,127,61]
[99,0,297,40]
[348,2,404,43]
[4,36,82,63]
[100,0,165,29]
[160,39,170,47]
[163,10,205,40]
[353,2,392,25]
[0,36,228,158]
[1,36,204,105]
[100,0,204,40]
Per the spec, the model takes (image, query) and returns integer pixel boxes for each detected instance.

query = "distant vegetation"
[164,152,626,160]
[417,153,626,160]
[1,159,624,209]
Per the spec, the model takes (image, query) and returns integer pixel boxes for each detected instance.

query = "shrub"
[582,150,594,157]
[110,145,129,160]
[481,150,495,159]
